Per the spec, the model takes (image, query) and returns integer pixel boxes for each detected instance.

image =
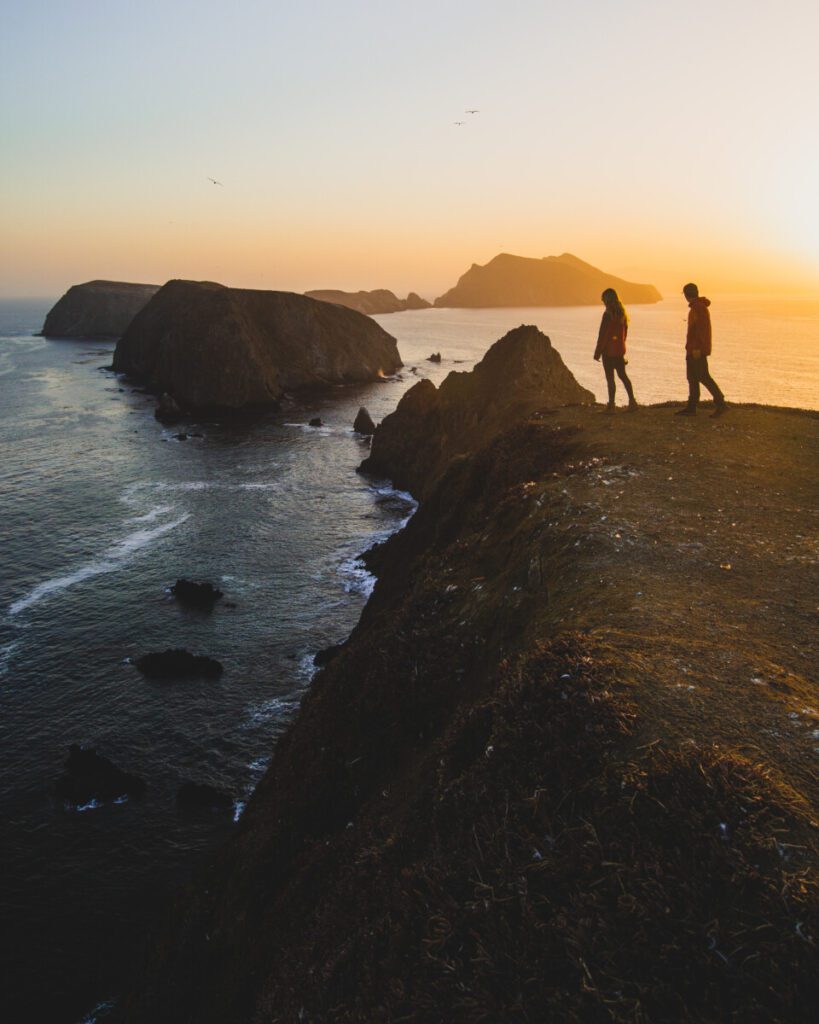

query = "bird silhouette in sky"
[466,109,479,114]
[453,121,465,126]
[207,177,224,186]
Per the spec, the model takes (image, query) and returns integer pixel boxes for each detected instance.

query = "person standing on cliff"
[676,283,727,417]
[594,287,637,413]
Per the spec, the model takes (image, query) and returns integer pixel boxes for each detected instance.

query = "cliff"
[114,375,818,1021]
[360,324,594,499]
[41,280,159,338]
[434,252,662,307]
[305,288,432,315]
[112,280,402,411]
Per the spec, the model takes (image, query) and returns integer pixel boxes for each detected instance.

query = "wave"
[8,513,190,616]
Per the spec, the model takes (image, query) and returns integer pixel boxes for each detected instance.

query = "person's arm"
[687,308,702,358]
[594,313,607,360]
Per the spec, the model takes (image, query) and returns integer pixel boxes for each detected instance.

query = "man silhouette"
[676,283,727,417]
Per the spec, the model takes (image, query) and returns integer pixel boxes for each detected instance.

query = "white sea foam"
[339,556,377,598]
[128,504,174,524]
[76,999,115,1024]
[75,799,103,813]
[232,800,246,822]
[8,513,190,616]
[0,640,20,677]
[240,695,300,730]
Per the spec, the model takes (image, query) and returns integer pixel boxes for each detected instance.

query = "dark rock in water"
[175,433,188,441]
[177,782,234,814]
[170,579,224,610]
[112,280,402,412]
[41,280,160,339]
[135,649,223,679]
[353,407,376,435]
[308,417,323,427]
[313,642,347,668]
[434,252,662,307]
[304,288,431,315]
[427,352,442,363]
[155,392,184,424]
[361,325,595,500]
[55,745,146,806]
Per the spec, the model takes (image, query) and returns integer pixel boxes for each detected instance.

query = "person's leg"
[699,356,725,407]
[614,358,636,405]
[687,356,700,407]
[602,355,616,408]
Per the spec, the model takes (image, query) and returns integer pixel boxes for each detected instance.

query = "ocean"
[0,294,816,1022]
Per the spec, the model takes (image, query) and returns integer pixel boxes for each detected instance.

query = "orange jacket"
[595,310,628,358]
[686,296,712,355]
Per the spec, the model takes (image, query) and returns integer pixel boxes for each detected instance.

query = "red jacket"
[594,310,628,358]
[686,296,712,355]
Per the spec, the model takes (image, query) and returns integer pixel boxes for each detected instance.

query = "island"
[434,252,662,307]
[305,288,431,315]
[113,333,817,1023]
[112,280,403,412]
[41,280,160,339]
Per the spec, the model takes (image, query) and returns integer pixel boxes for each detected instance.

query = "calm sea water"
[0,295,816,1022]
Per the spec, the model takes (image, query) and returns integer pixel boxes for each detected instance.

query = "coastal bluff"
[305,288,431,315]
[41,280,159,339]
[114,394,818,1024]
[112,280,402,411]
[434,252,662,307]
[361,324,594,499]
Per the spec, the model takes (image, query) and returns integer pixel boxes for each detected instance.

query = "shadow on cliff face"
[115,415,817,1024]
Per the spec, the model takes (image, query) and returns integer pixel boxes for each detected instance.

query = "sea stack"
[112,281,403,412]
[42,280,160,339]
[361,324,594,499]
[434,253,661,307]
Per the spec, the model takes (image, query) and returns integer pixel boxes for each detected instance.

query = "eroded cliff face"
[114,401,818,1024]
[112,280,402,411]
[41,280,159,339]
[360,324,594,499]
[305,289,432,315]
[434,252,662,307]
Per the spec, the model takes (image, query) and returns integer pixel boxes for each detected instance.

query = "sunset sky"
[2,0,818,299]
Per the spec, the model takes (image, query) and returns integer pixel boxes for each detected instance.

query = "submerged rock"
[308,417,323,427]
[42,280,160,339]
[135,649,223,679]
[361,324,595,499]
[434,252,661,307]
[353,407,376,435]
[155,392,184,424]
[112,280,402,412]
[170,580,224,610]
[55,745,146,807]
[176,782,234,814]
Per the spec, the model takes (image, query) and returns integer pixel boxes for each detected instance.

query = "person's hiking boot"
[675,406,696,417]
[627,399,639,412]
[710,402,728,418]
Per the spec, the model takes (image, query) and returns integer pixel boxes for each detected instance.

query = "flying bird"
[453,121,465,126]
[466,109,480,114]
[207,177,224,186]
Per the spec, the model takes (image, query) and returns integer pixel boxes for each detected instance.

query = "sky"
[2,0,818,299]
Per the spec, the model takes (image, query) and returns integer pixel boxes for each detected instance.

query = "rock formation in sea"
[170,580,224,610]
[352,407,376,435]
[360,324,594,499]
[41,280,160,338]
[112,281,402,412]
[305,288,431,315]
[55,745,146,807]
[135,649,224,679]
[434,252,661,307]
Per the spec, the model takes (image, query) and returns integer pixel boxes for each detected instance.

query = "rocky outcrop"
[353,407,376,435]
[135,649,223,679]
[112,281,402,412]
[305,289,431,315]
[434,252,661,307]
[170,580,224,610]
[42,280,159,338]
[55,745,146,807]
[360,324,594,499]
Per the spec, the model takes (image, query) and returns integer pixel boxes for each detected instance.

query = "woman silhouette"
[594,287,637,412]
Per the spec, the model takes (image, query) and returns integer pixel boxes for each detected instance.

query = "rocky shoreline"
[112,337,817,1022]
